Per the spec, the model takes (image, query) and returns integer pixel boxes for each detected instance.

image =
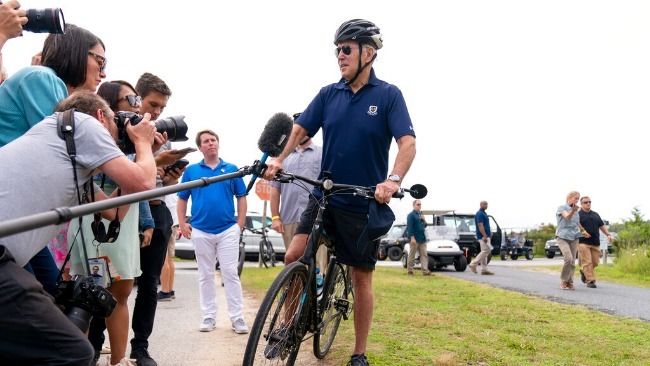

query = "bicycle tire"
[260,239,269,268]
[268,240,277,267]
[237,241,245,276]
[243,262,309,365]
[313,261,346,358]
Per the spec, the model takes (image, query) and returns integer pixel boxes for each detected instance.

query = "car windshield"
[425,225,459,241]
[386,225,406,239]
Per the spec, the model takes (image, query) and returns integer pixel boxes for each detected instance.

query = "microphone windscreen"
[257,112,293,157]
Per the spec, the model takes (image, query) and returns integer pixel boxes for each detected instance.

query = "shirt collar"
[335,68,379,90]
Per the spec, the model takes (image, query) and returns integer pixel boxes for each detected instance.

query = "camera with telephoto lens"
[54,275,117,333]
[114,111,189,154]
[23,8,66,34]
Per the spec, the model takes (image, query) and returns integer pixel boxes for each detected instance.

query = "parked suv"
[420,210,503,263]
[175,212,285,261]
[545,233,614,259]
[378,224,408,261]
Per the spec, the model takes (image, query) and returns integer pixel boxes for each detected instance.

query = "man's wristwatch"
[387,174,401,184]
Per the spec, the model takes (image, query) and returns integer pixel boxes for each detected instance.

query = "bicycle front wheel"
[313,261,347,359]
[243,262,309,365]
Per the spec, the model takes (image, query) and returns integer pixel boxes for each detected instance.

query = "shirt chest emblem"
[367,105,378,116]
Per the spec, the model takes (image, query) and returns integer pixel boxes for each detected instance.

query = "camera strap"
[56,109,94,280]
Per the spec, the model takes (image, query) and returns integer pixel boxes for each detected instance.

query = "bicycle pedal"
[335,299,351,319]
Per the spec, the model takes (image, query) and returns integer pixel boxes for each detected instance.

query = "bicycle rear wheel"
[243,262,309,365]
[237,241,245,277]
[313,261,347,359]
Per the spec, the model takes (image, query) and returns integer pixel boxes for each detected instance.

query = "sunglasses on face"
[119,94,142,108]
[582,201,592,204]
[334,45,354,57]
[88,51,108,73]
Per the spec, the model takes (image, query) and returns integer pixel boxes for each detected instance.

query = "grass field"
[241,265,650,366]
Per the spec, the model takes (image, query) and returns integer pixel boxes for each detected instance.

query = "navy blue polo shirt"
[177,158,246,234]
[475,209,491,239]
[298,68,415,211]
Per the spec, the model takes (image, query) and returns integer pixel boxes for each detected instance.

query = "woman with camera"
[66,80,152,366]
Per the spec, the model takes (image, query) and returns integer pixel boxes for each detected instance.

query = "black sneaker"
[264,326,289,360]
[130,348,157,366]
[580,269,586,284]
[347,353,369,366]
[587,281,597,288]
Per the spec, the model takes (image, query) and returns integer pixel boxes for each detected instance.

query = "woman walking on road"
[555,191,589,290]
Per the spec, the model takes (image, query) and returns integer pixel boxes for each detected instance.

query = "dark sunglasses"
[334,45,353,57]
[91,212,121,243]
[88,51,108,73]
[120,95,142,108]
[582,201,592,204]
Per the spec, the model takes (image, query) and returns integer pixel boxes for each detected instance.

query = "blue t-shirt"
[298,68,415,211]
[177,158,246,234]
[0,66,68,147]
[475,209,491,239]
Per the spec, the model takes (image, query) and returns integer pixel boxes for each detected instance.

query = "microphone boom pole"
[0,163,262,239]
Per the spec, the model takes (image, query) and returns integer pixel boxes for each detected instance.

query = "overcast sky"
[4,0,649,230]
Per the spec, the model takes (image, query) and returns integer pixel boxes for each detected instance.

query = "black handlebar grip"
[392,191,404,199]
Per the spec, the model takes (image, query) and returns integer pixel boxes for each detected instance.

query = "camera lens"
[23,8,66,34]
[154,116,189,142]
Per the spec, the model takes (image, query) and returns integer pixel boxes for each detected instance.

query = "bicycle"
[249,226,277,268]
[243,172,426,365]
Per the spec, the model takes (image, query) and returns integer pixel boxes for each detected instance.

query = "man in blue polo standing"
[469,200,494,275]
[177,129,249,335]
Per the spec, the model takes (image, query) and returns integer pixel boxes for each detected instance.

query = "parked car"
[401,224,467,272]
[378,224,407,261]
[174,212,285,261]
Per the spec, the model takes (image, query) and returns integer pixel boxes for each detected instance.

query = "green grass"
[241,266,650,366]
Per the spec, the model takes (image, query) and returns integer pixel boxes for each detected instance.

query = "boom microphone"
[246,112,293,193]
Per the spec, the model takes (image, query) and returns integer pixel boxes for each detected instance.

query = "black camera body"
[54,275,116,333]
[23,8,66,34]
[114,111,189,154]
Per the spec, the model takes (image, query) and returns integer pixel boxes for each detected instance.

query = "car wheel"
[454,255,467,272]
[500,250,508,260]
[427,255,437,272]
[525,250,534,260]
[402,254,407,268]
[387,247,403,261]
[546,252,554,259]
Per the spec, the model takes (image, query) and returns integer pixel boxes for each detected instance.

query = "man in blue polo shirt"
[177,129,249,335]
[469,201,494,275]
[264,19,416,366]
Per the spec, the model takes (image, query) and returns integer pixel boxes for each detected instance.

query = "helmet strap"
[345,43,377,86]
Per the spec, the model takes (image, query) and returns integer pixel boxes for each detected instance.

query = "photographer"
[0,90,157,364]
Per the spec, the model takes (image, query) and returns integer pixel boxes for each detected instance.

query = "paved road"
[378,256,650,322]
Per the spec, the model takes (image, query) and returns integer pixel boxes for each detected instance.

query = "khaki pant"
[556,237,579,283]
[470,238,492,272]
[407,241,430,274]
[282,221,328,274]
[578,243,600,283]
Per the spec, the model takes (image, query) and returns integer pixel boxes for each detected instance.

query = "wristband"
[271,215,280,221]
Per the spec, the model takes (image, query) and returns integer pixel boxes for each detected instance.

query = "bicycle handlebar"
[274,171,427,200]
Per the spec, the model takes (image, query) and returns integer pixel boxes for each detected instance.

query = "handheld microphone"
[246,112,293,193]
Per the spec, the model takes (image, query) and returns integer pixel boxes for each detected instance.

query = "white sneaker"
[199,318,216,332]
[231,318,249,334]
[110,357,136,366]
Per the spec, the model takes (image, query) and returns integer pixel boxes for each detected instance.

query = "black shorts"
[296,196,378,270]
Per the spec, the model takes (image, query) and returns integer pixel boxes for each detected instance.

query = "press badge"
[88,256,112,288]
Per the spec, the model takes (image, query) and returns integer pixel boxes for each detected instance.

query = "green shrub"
[614,245,650,276]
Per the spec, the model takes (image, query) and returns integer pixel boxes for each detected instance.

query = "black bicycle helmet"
[334,19,383,50]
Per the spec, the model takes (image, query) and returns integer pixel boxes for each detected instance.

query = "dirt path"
[125,264,328,366]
